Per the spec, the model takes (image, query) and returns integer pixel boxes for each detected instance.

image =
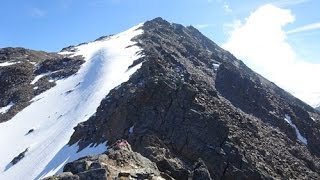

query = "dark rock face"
[215,62,320,156]
[66,18,320,179]
[34,56,84,79]
[192,159,212,180]
[0,47,84,123]
[9,148,29,166]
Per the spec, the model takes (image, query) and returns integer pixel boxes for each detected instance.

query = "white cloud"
[287,22,320,34]
[223,4,320,107]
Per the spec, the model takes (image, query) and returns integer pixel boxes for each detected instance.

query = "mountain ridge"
[65,17,320,179]
[0,17,319,179]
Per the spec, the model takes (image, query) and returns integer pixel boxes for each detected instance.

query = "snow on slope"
[0,23,144,179]
[284,114,308,145]
[30,72,55,85]
[0,61,19,67]
[0,102,15,114]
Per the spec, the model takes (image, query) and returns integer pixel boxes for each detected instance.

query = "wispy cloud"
[272,0,309,7]
[87,0,113,7]
[223,20,241,35]
[223,4,232,13]
[195,24,213,29]
[30,7,46,18]
[212,0,232,14]
[59,0,74,9]
[287,22,320,34]
[223,4,320,107]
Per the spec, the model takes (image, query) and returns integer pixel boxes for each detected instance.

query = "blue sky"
[1,0,320,106]
[1,0,318,53]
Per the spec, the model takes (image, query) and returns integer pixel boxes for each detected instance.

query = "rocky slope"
[1,18,320,179]
[59,18,320,179]
[0,47,84,123]
[0,23,144,179]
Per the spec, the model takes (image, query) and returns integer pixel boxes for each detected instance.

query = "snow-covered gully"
[0,23,144,179]
[284,114,308,145]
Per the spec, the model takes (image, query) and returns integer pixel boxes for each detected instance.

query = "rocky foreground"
[45,140,178,180]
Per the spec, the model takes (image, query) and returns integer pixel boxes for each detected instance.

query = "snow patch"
[37,142,107,179]
[284,114,307,145]
[0,62,19,67]
[0,23,144,179]
[30,72,52,85]
[58,51,75,56]
[129,126,134,134]
[28,61,37,65]
[213,63,220,71]
[0,102,15,114]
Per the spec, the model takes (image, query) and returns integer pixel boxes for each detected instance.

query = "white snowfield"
[0,23,144,179]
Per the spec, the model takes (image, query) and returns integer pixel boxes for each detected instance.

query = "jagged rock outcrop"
[65,18,320,179]
[45,140,173,180]
[0,47,84,122]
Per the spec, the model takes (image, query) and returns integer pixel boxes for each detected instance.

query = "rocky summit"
[1,18,320,180]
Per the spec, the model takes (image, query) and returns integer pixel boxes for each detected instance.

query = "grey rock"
[78,168,108,180]
[68,17,320,179]
[49,140,164,180]
[43,172,80,180]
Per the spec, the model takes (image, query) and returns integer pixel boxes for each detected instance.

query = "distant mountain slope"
[0,47,84,123]
[1,18,319,180]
